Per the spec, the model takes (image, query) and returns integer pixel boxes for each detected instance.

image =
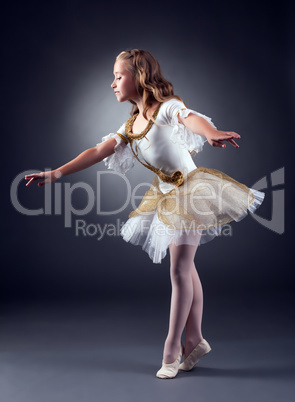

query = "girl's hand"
[25,170,61,187]
[206,130,241,149]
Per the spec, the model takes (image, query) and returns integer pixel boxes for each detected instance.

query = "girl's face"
[111,60,139,102]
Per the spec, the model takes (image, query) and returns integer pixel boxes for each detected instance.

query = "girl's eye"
[116,77,121,80]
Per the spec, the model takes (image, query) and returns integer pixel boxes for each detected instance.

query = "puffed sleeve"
[164,99,216,156]
[96,122,135,174]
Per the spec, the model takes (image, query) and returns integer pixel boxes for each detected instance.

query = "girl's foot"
[183,336,204,359]
[156,345,184,379]
[179,339,211,371]
[163,339,183,364]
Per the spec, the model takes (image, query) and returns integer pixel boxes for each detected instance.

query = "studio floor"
[1,292,294,402]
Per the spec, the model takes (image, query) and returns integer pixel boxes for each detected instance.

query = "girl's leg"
[183,262,204,358]
[163,242,199,364]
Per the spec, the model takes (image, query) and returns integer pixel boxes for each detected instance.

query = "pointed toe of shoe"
[156,370,173,379]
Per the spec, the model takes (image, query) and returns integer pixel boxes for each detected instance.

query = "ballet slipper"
[179,338,211,371]
[156,345,184,379]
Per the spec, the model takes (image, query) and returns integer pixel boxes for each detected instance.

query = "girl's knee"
[170,259,191,281]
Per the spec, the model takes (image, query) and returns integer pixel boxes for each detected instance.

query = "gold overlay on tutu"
[129,167,255,230]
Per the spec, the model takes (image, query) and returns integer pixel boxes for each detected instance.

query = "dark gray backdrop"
[3,0,292,300]
[2,1,294,401]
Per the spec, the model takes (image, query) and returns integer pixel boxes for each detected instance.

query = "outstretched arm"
[25,137,117,187]
[177,113,241,149]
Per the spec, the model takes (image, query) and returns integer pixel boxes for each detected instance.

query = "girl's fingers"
[25,173,45,179]
[226,131,240,139]
[25,178,34,186]
[25,173,45,186]
[216,131,241,141]
[27,177,39,186]
[212,140,225,148]
[227,138,239,148]
[25,175,38,182]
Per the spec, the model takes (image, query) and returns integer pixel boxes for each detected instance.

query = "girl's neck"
[133,97,160,119]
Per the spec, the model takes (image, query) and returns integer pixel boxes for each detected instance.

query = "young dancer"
[25,49,264,379]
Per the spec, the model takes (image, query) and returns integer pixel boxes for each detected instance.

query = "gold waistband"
[156,169,184,186]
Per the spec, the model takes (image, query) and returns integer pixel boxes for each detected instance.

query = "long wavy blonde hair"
[116,49,184,120]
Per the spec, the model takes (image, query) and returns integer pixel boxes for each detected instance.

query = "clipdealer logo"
[250,167,284,234]
[10,167,285,237]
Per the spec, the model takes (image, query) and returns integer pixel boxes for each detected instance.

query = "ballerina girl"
[25,49,264,379]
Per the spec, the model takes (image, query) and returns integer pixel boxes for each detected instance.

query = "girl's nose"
[111,80,116,88]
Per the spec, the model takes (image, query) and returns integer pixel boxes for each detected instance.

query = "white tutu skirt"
[120,167,265,264]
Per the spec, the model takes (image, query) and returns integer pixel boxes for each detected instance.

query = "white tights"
[163,239,203,364]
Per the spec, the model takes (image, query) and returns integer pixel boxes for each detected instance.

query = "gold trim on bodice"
[125,102,184,187]
[125,102,162,140]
